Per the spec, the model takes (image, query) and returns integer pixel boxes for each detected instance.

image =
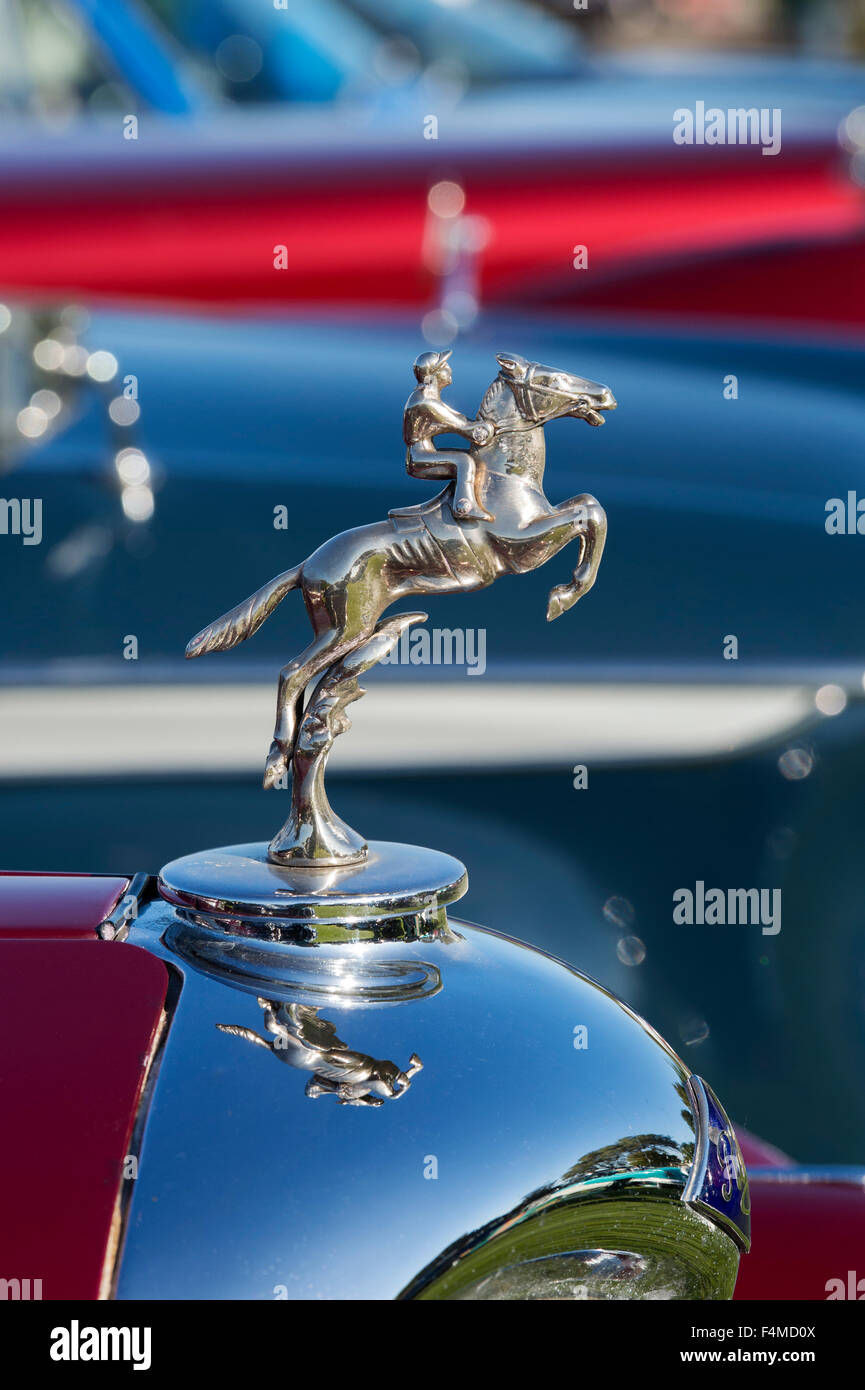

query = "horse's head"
[495,352,617,428]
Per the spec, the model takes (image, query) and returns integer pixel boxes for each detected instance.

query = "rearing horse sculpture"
[186,353,615,798]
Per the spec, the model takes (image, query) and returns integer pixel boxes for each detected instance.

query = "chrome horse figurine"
[187,352,614,862]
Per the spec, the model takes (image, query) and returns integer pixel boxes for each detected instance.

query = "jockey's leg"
[409,444,494,522]
[438,449,494,522]
[452,453,494,522]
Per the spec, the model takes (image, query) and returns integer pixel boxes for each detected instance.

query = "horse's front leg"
[546,493,607,622]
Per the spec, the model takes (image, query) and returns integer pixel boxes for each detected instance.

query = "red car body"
[0,873,167,1299]
[0,134,860,314]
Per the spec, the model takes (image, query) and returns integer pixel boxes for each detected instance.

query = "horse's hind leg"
[263,622,374,788]
[547,494,607,622]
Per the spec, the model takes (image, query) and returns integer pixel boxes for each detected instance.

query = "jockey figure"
[403,349,495,522]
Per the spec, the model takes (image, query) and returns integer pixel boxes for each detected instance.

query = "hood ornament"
[164,352,613,932]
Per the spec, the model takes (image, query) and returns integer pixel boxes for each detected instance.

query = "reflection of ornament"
[217,998,422,1107]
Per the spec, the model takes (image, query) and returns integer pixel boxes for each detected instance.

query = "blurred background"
[2,0,865,1164]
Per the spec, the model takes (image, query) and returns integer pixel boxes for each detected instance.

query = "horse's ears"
[496,353,531,385]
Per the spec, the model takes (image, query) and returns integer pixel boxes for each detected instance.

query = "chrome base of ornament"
[158,840,468,942]
[267,811,368,868]
[162,913,450,1007]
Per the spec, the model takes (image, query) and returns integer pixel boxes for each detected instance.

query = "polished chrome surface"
[185,351,613,866]
[266,612,426,866]
[446,1249,652,1301]
[158,839,467,935]
[408,1188,739,1301]
[115,896,739,1301]
[164,916,447,1006]
[403,349,496,522]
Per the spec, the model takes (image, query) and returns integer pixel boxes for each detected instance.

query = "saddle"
[388,487,497,588]
[388,484,453,521]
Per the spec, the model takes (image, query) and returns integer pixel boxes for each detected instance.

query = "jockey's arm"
[405,402,495,479]
[427,399,494,444]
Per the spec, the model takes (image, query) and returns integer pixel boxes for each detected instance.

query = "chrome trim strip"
[97,872,155,942]
[100,963,182,1300]
[748,1166,865,1187]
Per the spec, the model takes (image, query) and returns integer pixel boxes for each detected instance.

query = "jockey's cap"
[413,349,453,382]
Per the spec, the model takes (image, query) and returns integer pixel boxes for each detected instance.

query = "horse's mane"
[478,375,513,420]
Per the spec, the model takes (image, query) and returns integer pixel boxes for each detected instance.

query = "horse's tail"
[185,563,303,658]
[215,1024,272,1050]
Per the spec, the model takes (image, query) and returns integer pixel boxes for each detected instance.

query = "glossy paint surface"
[734,1175,865,1301]
[527,229,865,331]
[0,938,168,1298]
[1,144,857,308]
[0,872,130,937]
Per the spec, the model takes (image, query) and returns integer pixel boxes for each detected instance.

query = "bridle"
[483,369,587,436]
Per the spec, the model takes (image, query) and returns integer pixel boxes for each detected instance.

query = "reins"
[481,372,578,436]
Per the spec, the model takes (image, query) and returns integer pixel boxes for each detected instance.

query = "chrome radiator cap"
[121,894,746,1301]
